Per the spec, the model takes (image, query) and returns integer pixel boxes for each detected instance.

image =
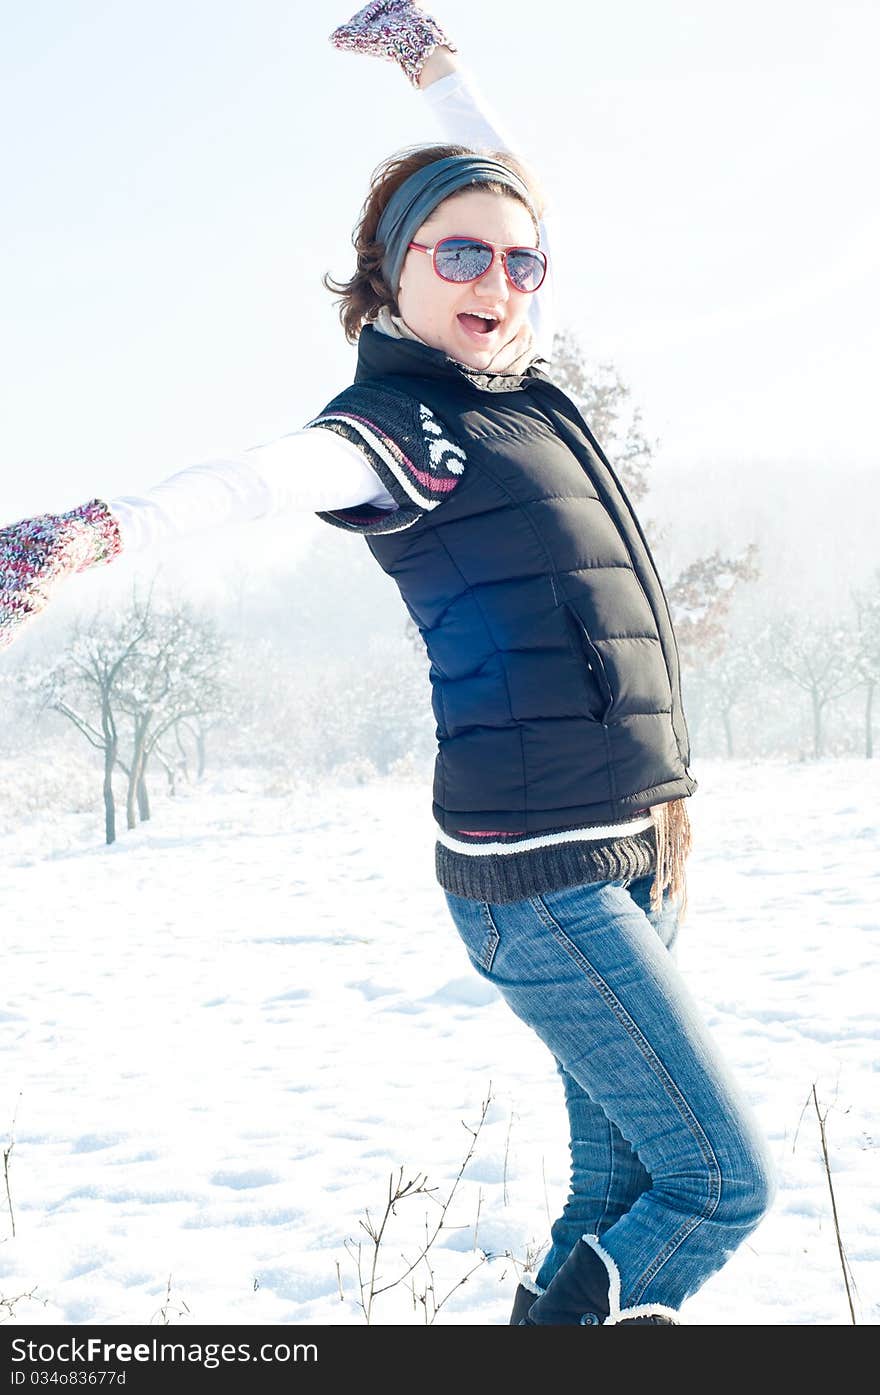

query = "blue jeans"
[443,873,777,1311]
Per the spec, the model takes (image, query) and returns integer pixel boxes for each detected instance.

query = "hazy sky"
[2,1,878,523]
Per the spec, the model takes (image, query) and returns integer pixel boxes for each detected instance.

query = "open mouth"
[457,312,501,339]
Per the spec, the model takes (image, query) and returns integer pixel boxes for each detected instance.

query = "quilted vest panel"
[329,328,695,833]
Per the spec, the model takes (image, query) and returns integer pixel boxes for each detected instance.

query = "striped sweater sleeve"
[303,384,467,535]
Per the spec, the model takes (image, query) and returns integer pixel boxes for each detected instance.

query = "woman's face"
[395,188,538,370]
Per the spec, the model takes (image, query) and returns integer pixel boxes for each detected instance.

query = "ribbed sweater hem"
[435,825,658,903]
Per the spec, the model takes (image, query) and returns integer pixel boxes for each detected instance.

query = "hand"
[0,498,123,653]
[329,1,458,90]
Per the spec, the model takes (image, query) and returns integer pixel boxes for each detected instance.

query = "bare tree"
[35,586,230,842]
[667,545,761,668]
[852,575,880,758]
[765,614,861,759]
[694,637,764,758]
[172,712,226,783]
[40,603,151,844]
[110,599,231,828]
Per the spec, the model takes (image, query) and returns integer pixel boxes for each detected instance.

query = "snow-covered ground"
[1,757,877,1326]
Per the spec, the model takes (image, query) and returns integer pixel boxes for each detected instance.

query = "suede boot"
[519,1237,611,1324]
[617,1314,678,1324]
[519,1233,681,1326]
[508,1278,543,1325]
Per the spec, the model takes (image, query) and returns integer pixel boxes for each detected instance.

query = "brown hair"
[650,797,693,921]
[322,142,547,344]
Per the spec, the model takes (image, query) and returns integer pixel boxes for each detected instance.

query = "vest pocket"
[563,603,615,722]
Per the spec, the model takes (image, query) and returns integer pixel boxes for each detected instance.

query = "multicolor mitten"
[329,1,458,89]
[0,498,124,652]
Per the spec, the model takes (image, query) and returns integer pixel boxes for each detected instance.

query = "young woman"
[0,3,776,1325]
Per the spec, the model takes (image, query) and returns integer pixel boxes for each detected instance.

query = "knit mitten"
[0,498,124,652]
[329,1,458,89]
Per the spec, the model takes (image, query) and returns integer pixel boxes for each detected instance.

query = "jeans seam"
[477,901,501,973]
[598,1110,614,1235]
[530,892,723,1304]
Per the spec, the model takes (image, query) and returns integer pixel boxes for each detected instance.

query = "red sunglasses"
[407,235,548,293]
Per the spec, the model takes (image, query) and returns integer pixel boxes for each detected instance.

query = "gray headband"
[375,154,538,298]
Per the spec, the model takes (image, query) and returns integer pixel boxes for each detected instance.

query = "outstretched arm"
[106,429,396,554]
[4,13,515,653]
[0,426,398,653]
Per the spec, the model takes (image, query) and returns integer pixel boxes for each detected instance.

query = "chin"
[434,339,487,370]
[460,348,495,369]
[447,333,498,367]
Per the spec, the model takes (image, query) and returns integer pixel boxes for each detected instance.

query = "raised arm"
[417,50,556,359]
[330,4,556,359]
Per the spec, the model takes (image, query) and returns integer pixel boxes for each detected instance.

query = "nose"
[475,251,510,298]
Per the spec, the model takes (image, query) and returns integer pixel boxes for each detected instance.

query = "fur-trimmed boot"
[508,1275,544,1325]
[519,1233,681,1326]
[617,1314,678,1324]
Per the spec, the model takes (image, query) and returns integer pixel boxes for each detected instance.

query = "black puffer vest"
[311,325,696,835]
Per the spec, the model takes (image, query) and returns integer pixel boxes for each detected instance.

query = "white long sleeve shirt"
[109,68,556,555]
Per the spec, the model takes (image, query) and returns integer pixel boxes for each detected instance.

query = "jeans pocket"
[444,893,501,974]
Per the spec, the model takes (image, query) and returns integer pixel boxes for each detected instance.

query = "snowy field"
[1,756,877,1327]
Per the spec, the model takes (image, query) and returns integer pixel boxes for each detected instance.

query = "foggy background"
[2,1,879,1333]
[2,0,878,822]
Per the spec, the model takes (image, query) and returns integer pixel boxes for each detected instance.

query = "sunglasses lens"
[434,238,494,282]
[505,248,546,292]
